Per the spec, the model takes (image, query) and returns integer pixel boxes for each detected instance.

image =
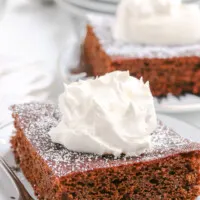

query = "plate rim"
[56,0,116,15]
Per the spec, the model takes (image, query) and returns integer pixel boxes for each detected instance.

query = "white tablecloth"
[0,0,77,123]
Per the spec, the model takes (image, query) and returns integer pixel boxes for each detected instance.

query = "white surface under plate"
[154,94,200,113]
[0,114,200,199]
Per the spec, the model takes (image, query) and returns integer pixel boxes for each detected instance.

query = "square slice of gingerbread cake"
[11,103,200,200]
[83,15,200,97]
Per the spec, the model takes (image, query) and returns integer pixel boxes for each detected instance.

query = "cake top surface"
[12,103,200,177]
[87,14,200,59]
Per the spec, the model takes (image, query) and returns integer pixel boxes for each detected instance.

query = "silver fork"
[0,156,34,200]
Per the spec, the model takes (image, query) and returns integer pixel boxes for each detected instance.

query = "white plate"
[154,94,200,113]
[67,0,117,10]
[0,115,200,199]
[56,0,117,16]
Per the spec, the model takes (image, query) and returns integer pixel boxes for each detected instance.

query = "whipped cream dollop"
[49,71,157,156]
[113,0,200,45]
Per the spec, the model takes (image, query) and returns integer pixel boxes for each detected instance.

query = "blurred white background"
[0,0,77,123]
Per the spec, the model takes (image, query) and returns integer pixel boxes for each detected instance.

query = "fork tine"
[0,157,34,200]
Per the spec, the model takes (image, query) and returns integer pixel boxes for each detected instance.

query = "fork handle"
[0,157,34,200]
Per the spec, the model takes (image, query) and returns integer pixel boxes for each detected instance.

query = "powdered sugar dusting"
[87,15,200,59]
[12,103,200,177]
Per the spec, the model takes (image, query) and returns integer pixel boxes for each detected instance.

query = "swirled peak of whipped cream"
[49,71,157,156]
[113,0,200,45]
